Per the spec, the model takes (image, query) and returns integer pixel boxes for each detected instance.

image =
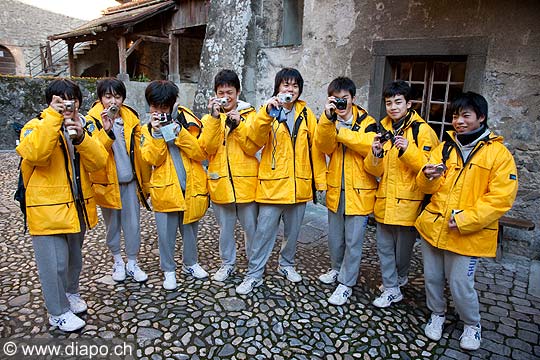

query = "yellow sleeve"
[314,112,338,155]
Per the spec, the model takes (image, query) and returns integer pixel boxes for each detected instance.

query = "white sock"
[127,259,137,268]
[113,254,123,264]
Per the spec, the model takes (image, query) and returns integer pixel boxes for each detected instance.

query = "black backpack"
[12,122,28,232]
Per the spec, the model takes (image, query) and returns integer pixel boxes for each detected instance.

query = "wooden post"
[67,42,75,77]
[168,33,180,83]
[117,36,129,81]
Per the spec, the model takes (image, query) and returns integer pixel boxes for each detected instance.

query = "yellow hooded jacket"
[248,100,327,204]
[200,103,259,204]
[315,105,378,215]
[140,106,209,224]
[16,106,108,235]
[415,131,518,257]
[364,111,439,226]
[85,102,151,210]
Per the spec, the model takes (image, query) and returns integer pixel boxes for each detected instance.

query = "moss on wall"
[0,75,97,150]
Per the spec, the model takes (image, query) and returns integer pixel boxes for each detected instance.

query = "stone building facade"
[0,0,84,75]
[194,0,540,256]
[1,0,538,256]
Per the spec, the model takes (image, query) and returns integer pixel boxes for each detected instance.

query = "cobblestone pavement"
[0,151,539,359]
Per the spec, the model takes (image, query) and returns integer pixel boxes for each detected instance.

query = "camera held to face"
[218,97,228,106]
[278,93,293,104]
[106,104,119,119]
[157,113,173,125]
[333,97,347,110]
[63,100,75,113]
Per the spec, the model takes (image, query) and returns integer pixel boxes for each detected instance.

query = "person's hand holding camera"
[149,112,163,132]
[393,135,409,151]
[325,96,337,120]
[50,95,66,114]
[423,163,446,181]
[266,96,281,115]
[372,134,384,158]
[100,109,114,132]
[207,97,223,119]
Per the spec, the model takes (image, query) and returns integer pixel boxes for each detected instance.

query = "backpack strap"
[292,107,318,204]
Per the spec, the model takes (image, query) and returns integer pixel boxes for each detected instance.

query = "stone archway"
[0,45,16,75]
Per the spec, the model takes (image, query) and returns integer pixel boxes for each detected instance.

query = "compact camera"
[334,98,347,110]
[106,104,119,119]
[63,100,75,112]
[218,97,228,106]
[278,93,293,103]
[380,130,395,144]
[157,113,173,125]
[434,163,447,173]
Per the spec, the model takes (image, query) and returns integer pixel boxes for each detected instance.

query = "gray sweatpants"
[32,208,86,316]
[376,222,417,288]
[246,203,307,279]
[101,181,141,260]
[421,239,480,325]
[154,211,199,272]
[212,201,258,265]
[327,191,369,287]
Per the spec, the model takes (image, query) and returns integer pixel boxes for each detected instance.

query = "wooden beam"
[117,36,129,81]
[137,35,170,44]
[168,33,180,83]
[125,38,143,58]
[67,43,75,77]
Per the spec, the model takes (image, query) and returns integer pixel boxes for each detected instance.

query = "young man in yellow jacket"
[236,68,327,295]
[141,80,209,290]
[86,78,151,283]
[314,77,378,305]
[16,79,107,332]
[416,92,518,351]
[200,70,259,282]
[365,80,439,308]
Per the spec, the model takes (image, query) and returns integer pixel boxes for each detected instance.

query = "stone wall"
[0,76,198,149]
[0,76,96,149]
[196,0,540,256]
[0,0,84,75]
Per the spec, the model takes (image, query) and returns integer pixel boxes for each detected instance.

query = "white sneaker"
[126,262,148,282]
[235,277,263,295]
[425,314,446,341]
[112,261,126,282]
[49,311,85,332]
[328,284,352,306]
[372,287,403,308]
[163,271,177,290]
[378,275,408,291]
[183,263,209,279]
[319,269,339,284]
[66,293,87,314]
[277,266,302,283]
[212,265,235,282]
[460,323,482,351]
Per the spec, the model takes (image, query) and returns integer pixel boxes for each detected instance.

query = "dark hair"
[272,67,304,97]
[144,80,178,110]
[97,77,126,100]
[383,80,412,102]
[328,77,356,97]
[45,78,82,105]
[214,69,240,92]
[449,91,489,126]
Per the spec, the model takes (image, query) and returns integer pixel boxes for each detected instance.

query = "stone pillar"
[192,0,253,116]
